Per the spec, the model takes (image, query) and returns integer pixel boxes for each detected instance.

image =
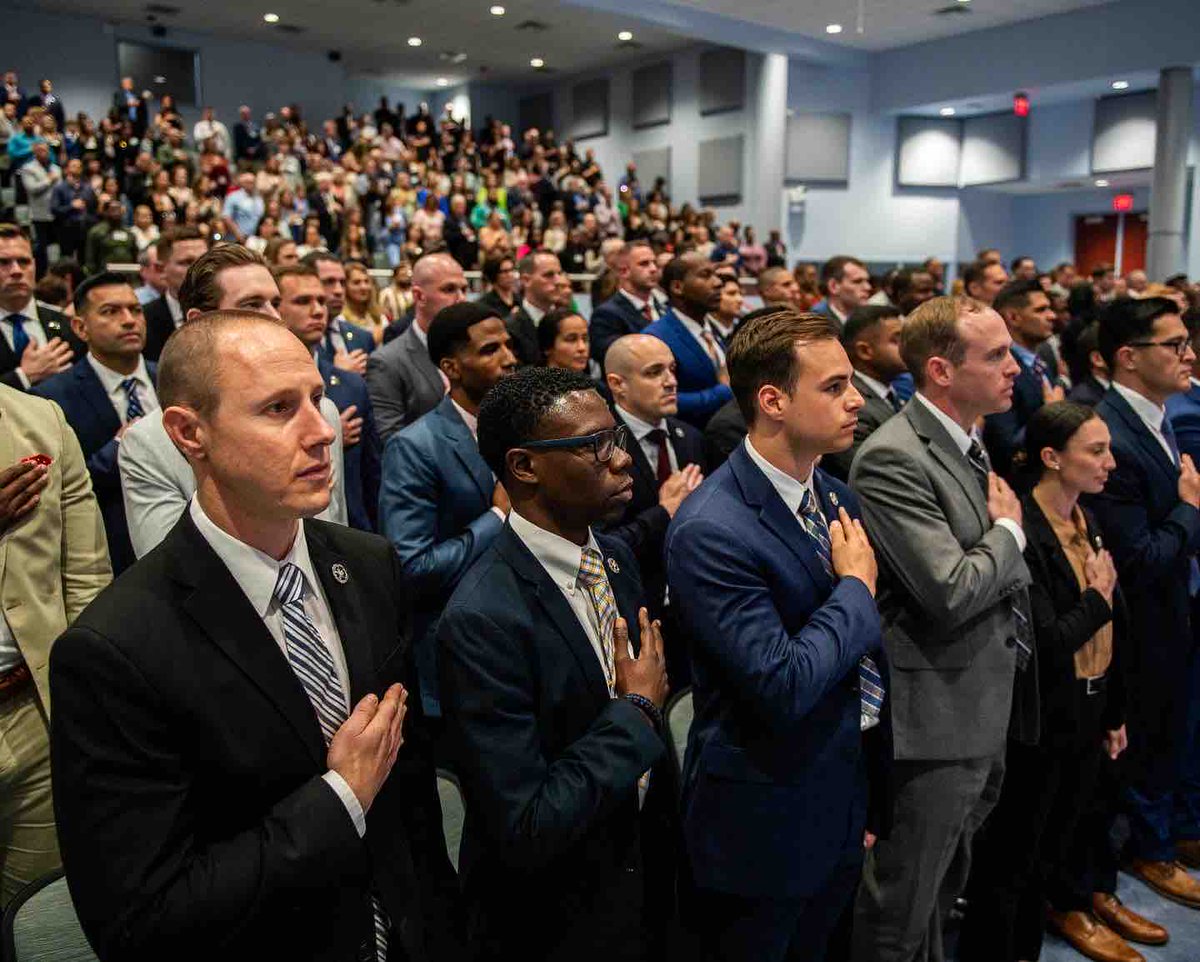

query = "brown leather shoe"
[1046,909,1144,962]
[1177,839,1200,869]
[1126,859,1200,908]
[1091,893,1169,945]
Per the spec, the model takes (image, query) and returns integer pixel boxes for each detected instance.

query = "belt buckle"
[1085,675,1104,696]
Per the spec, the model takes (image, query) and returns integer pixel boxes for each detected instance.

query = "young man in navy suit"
[274,263,381,533]
[1088,296,1200,905]
[589,242,662,371]
[438,365,672,961]
[379,301,517,720]
[303,251,376,373]
[666,307,883,961]
[33,271,157,572]
[643,253,733,428]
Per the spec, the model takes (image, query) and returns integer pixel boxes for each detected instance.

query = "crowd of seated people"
[6,66,1200,962]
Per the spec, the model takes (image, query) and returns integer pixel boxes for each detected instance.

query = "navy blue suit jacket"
[1085,386,1200,788]
[1167,381,1200,466]
[983,347,1056,482]
[33,356,156,573]
[589,292,648,370]
[379,396,504,715]
[642,309,733,427]
[665,442,882,899]
[317,318,376,369]
[317,357,381,533]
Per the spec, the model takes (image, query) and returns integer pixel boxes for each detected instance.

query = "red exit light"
[1013,92,1030,117]
[1112,193,1135,212]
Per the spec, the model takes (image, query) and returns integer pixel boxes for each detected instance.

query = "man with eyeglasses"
[438,364,673,961]
[1086,296,1200,906]
[379,301,517,725]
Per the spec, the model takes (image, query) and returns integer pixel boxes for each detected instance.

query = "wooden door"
[1074,213,1118,274]
[1121,211,1148,273]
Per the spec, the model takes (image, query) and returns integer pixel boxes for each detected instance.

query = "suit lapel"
[404,326,444,397]
[905,401,989,528]
[1106,389,1178,483]
[664,312,711,375]
[614,411,657,501]
[74,360,121,442]
[436,399,493,503]
[305,521,374,703]
[666,417,698,468]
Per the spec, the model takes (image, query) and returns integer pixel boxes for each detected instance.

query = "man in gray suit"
[366,252,465,442]
[823,304,906,481]
[849,294,1036,962]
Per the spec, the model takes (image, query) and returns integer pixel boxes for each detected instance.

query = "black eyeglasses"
[522,425,629,462]
[1128,338,1191,358]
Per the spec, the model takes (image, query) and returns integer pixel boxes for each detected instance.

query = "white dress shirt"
[1113,381,1177,464]
[1,301,48,390]
[743,436,816,516]
[521,299,547,326]
[619,288,658,322]
[616,404,678,476]
[674,308,725,368]
[188,497,365,836]
[166,293,183,328]
[86,354,159,424]
[913,393,1026,551]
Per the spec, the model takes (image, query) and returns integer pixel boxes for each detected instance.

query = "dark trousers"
[958,735,1111,962]
[691,846,863,962]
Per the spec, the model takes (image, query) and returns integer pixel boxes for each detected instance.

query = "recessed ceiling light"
[617,30,633,41]
[490,4,505,14]
[939,106,956,116]
[825,23,843,34]
[1111,80,1129,90]
[407,36,422,46]
[154,75,167,84]
[530,57,545,68]
[1095,179,1110,187]
[262,12,279,22]
[957,0,971,4]
[435,77,449,87]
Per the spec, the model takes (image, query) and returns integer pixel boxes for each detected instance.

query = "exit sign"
[1112,193,1135,212]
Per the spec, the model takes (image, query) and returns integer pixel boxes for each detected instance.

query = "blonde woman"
[342,260,385,341]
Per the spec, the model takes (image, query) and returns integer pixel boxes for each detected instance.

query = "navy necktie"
[1161,416,1182,469]
[9,313,30,359]
[121,378,144,421]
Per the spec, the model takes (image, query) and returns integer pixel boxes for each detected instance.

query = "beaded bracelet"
[623,692,663,730]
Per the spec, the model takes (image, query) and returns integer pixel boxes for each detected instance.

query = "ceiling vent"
[932,4,972,14]
[515,19,549,31]
[277,23,305,33]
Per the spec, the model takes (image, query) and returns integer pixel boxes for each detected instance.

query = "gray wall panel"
[570,78,610,141]
[632,146,671,195]
[786,112,851,184]
[960,112,1025,186]
[698,48,745,116]
[1092,91,1157,173]
[896,116,961,187]
[631,61,672,129]
[518,92,553,137]
[697,134,743,204]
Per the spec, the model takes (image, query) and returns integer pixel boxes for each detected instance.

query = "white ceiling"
[663,0,1116,51]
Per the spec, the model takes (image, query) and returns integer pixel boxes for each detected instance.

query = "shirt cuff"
[491,506,507,522]
[995,517,1027,552]
[16,368,30,391]
[323,770,366,838]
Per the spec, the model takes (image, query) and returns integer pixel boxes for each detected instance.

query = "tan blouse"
[1033,488,1113,679]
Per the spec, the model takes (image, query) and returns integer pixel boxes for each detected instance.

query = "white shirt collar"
[829,302,848,325]
[0,300,39,324]
[615,403,665,441]
[1191,377,1200,391]
[411,318,429,347]
[522,298,546,325]
[188,497,319,619]
[673,308,704,338]
[1095,374,1111,389]
[619,288,649,311]
[914,392,973,456]
[86,353,151,395]
[166,292,183,325]
[508,508,602,596]
[1112,381,1165,433]
[742,436,814,516]
[450,398,478,439]
[855,371,891,401]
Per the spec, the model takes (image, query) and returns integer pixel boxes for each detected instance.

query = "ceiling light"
[407,36,422,46]
[435,77,449,87]
[617,30,633,41]
[262,12,279,22]
[530,57,545,68]
[1111,80,1129,90]
[490,4,505,13]
[1095,179,1110,187]
[939,106,956,116]
[825,23,843,34]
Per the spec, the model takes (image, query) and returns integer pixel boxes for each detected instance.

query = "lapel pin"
[829,491,839,507]
[606,556,620,574]
[330,374,340,386]
[331,563,349,584]
[674,427,684,438]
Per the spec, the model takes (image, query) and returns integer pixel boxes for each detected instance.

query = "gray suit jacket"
[850,398,1033,761]
[119,400,347,559]
[366,323,445,444]
[822,373,897,481]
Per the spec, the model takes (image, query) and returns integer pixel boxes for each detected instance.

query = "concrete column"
[748,52,788,237]
[1147,66,1193,280]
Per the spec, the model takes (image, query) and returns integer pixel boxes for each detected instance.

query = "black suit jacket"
[588,291,648,370]
[983,348,1060,481]
[141,295,177,363]
[0,306,84,389]
[1067,376,1108,409]
[506,306,540,366]
[438,525,671,961]
[702,397,747,470]
[51,515,460,962]
[822,373,898,481]
[32,356,156,573]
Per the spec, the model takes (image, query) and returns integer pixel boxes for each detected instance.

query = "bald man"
[601,333,705,683]
[758,266,803,311]
[366,252,466,442]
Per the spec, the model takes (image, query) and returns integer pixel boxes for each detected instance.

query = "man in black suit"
[32,272,157,573]
[142,226,209,362]
[589,242,662,371]
[508,250,562,366]
[233,104,263,163]
[823,305,906,481]
[438,365,672,961]
[111,77,146,138]
[443,194,479,270]
[1067,322,1111,408]
[51,311,459,961]
[0,223,80,390]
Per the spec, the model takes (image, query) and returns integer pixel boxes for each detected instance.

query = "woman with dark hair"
[960,402,1163,962]
[537,307,591,375]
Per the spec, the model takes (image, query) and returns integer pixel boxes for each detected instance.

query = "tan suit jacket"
[0,384,111,712]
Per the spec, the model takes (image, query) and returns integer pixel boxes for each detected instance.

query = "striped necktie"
[577,547,617,696]
[799,489,885,730]
[273,564,389,962]
[120,378,145,421]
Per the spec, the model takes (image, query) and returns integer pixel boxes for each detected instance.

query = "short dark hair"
[156,224,206,261]
[727,307,839,425]
[301,249,342,270]
[477,365,597,481]
[537,307,584,357]
[660,255,701,298]
[481,254,513,284]
[427,301,501,366]
[993,279,1045,315]
[841,304,901,348]
[73,270,133,313]
[1091,262,1114,279]
[1010,255,1035,272]
[961,260,995,292]
[819,255,865,293]
[1024,401,1099,476]
[1097,296,1181,370]
[0,223,31,246]
[271,262,320,288]
[178,244,267,315]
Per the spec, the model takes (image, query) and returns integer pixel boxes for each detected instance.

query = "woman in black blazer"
[961,402,1165,962]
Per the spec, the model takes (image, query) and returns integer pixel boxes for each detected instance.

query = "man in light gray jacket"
[850,294,1037,962]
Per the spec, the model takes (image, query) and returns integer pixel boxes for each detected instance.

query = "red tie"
[641,301,654,323]
[647,428,671,485]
